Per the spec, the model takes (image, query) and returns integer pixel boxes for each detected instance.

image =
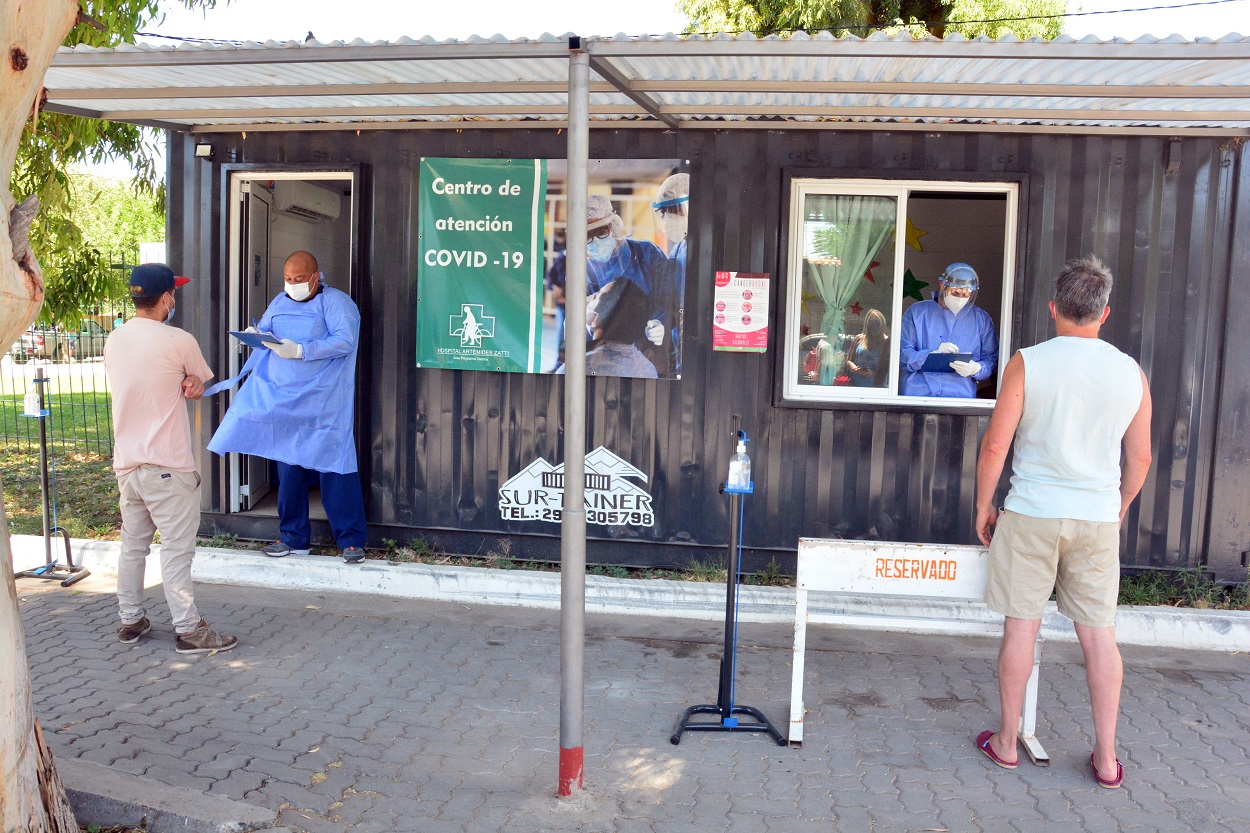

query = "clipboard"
[920,351,972,373]
[228,330,281,349]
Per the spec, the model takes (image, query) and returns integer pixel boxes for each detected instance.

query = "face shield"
[938,263,979,316]
[651,173,690,254]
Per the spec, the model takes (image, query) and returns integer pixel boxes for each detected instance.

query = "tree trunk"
[2,2,86,831]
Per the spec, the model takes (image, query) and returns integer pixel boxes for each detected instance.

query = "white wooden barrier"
[789,538,1049,765]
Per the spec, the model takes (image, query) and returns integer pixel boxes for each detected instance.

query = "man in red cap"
[103,263,238,654]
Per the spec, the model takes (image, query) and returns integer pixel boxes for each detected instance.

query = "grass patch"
[0,446,119,538]
[1119,569,1250,610]
[682,558,728,583]
[744,558,790,587]
[0,392,113,451]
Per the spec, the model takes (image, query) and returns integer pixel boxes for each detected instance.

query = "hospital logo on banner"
[499,447,655,528]
[450,303,496,347]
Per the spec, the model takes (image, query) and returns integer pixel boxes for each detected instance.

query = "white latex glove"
[936,342,960,354]
[243,325,260,334]
[266,338,303,360]
[950,359,981,378]
[645,319,665,346]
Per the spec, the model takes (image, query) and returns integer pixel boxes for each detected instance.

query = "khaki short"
[984,510,1121,628]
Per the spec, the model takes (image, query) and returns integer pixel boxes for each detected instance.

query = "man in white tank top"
[972,256,1152,789]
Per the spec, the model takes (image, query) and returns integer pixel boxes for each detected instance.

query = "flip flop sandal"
[1091,754,1124,788]
[976,730,1018,770]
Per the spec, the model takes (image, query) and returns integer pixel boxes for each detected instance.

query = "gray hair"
[1054,255,1113,325]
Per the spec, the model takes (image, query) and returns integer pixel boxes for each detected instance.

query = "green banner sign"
[416,157,548,372]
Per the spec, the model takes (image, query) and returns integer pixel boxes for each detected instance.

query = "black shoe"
[342,547,365,564]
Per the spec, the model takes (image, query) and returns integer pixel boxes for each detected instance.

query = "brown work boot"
[175,619,239,654]
[118,617,151,644]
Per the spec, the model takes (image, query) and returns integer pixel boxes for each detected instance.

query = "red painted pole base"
[558,745,584,797]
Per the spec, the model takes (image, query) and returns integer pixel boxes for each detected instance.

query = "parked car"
[15,326,62,362]
[58,320,109,360]
[11,321,110,362]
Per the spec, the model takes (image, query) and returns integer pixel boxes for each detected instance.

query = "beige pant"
[984,509,1121,628]
[116,466,201,633]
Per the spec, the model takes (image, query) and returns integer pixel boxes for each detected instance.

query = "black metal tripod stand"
[14,376,89,588]
[671,460,785,746]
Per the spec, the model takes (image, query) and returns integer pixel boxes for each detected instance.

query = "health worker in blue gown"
[207,250,367,564]
[899,262,998,398]
[584,194,673,377]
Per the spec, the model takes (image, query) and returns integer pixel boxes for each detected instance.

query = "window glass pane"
[796,193,897,390]
[900,193,1007,400]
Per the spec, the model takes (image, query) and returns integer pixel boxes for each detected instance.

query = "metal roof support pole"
[558,38,590,801]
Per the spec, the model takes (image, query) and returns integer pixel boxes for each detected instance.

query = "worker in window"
[899,262,998,397]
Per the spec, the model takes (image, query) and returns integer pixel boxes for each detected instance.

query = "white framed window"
[782,178,1017,408]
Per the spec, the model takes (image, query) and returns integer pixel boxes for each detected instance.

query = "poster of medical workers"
[417,157,688,378]
[541,159,689,380]
[416,157,549,372]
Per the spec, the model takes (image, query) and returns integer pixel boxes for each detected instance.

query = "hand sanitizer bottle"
[23,389,40,417]
[726,433,751,491]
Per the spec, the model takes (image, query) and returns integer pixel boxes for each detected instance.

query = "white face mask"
[587,236,617,263]
[661,213,687,249]
[285,281,312,302]
[944,295,968,316]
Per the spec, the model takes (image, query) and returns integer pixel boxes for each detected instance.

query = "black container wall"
[169,129,1249,581]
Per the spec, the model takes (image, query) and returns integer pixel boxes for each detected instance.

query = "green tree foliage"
[9,1,219,324]
[73,173,165,296]
[679,0,1065,39]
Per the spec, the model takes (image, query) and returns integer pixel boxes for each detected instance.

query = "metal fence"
[1,300,131,457]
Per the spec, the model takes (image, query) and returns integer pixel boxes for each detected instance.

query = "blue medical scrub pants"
[276,462,367,550]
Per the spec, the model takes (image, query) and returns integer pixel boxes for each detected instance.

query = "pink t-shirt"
[104,318,213,474]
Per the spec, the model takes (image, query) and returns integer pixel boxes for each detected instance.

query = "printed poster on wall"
[417,157,548,372]
[417,157,689,378]
[541,159,689,379]
[712,271,770,352]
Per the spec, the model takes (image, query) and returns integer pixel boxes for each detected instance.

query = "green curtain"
[805,195,895,340]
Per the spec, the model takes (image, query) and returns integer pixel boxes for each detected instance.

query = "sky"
[80,0,1250,179]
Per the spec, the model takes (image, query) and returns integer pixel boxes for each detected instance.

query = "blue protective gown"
[587,238,672,326]
[898,298,998,398]
[208,284,360,474]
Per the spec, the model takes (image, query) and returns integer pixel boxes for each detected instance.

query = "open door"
[225,171,357,516]
[237,182,276,510]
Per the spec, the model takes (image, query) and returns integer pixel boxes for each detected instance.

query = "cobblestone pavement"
[18,573,1250,833]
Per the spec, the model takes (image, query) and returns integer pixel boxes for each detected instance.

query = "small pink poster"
[712,271,769,352]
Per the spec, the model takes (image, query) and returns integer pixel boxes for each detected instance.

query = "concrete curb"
[59,758,278,833]
[15,535,1250,653]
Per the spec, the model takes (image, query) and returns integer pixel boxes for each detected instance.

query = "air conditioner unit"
[273,181,341,222]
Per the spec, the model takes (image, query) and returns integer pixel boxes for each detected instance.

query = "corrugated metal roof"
[44,30,1250,134]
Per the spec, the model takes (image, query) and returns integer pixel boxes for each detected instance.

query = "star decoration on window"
[905,218,927,251]
[849,301,864,317]
[862,260,880,283]
[903,268,928,302]
[800,290,818,318]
